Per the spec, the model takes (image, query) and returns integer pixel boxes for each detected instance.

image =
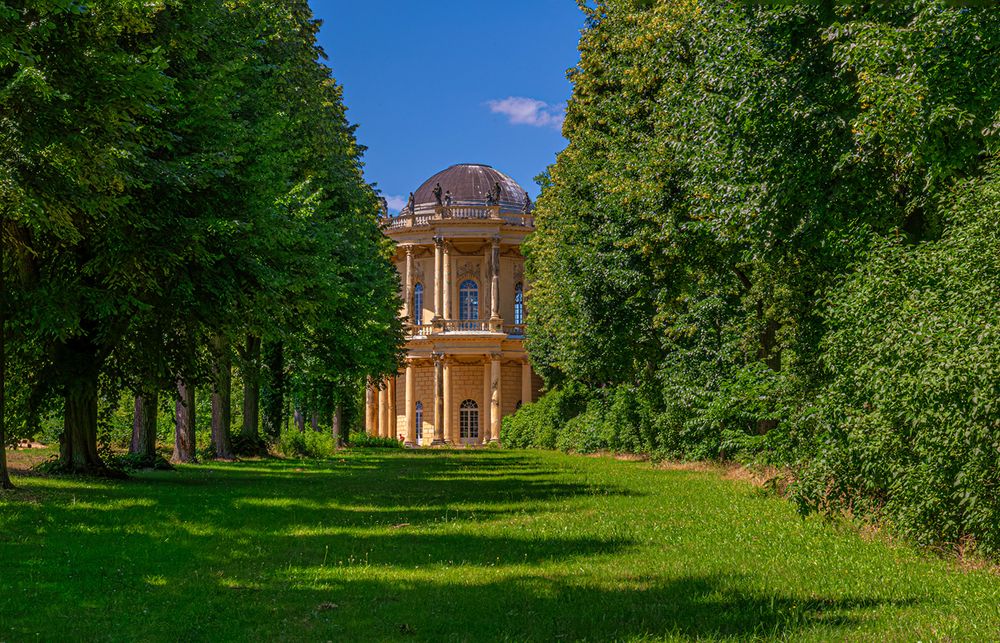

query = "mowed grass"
[2,450,1000,642]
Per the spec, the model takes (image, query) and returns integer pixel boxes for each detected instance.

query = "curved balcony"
[381,204,534,231]
[406,320,526,339]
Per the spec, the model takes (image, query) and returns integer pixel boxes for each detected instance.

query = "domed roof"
[407,164,530,214]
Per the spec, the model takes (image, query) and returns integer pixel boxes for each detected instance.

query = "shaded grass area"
[1,450,999,641]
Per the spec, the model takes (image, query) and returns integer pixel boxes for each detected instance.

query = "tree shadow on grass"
[227,572,921,641]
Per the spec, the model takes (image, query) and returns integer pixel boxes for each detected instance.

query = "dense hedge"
[517,0,1000,557]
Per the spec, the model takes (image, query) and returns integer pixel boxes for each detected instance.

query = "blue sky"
[313,1,584,211]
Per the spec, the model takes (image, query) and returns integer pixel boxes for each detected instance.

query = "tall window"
[459,280,478,323]
[415,401,423,440]
[460,399,480,439]
[413,283,423,325]
[514,282,524,325]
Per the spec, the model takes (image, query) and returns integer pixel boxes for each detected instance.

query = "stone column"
[433,235,444,324]
[405,362,416,446]
[442,241,452,322]
[490,237,501,328]
[443,358,454,444]
[404,246,414,322]
[482,242,491,321]
[365,384,376,435]
[377,383,388,438]
[490,353,502,443]
[432,354,446,445]
[482,360,492,443]
[521,362,533,406]
[387,375,398,441]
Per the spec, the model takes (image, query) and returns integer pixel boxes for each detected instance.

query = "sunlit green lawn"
[2,449,999,641]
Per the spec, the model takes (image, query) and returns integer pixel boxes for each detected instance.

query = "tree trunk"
[210,337,234,460]
[58,337,104,473]
[130,391,158,462]
[310,411,319,433]
[0,300,12,490]
[294,408,305,433]
[332,406,343,449]
[261,341,285,439]
[172,379,196,463]
[238,334,264,453]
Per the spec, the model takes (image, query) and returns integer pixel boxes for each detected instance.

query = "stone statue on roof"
[444,190,454,206]
[522,192,532,214]
[485,190,496,206]
[406,192,415,213]
[432,183,443,205]
[492,181,502,204]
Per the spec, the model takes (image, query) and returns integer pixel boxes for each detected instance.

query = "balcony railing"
[405,320,527,338]
[381,204,534,231]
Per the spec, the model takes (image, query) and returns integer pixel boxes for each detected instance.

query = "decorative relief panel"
[457,261,479,281]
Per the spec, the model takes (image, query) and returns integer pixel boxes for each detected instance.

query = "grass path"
[1,449,999,641]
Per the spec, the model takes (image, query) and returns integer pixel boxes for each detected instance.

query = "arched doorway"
[459,399,480,445]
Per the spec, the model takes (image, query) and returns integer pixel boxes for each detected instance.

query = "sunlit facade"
[364,164,542,445]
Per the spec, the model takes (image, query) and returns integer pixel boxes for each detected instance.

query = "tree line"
[1,0,404,486]
[507,0,1000,555]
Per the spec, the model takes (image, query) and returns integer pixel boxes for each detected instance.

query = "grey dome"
[408,164,530,213]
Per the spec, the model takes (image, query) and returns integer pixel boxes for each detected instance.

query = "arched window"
[413,283,424,326]
[415,401,423,441]
[459,399,480,439]
[459,280,478,323]
[514,282,524,325]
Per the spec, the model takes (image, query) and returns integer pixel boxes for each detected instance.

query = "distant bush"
[347,433,403,449]
[278,430,339,459]
[500,383,587,449]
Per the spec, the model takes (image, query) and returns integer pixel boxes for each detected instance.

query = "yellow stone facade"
[364,164,542,445]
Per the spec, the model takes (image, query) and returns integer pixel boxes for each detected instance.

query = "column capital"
[491,235,501,248]
[433,235,445,247]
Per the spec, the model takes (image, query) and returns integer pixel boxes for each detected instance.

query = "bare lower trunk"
[130,391,158,461]
[210,337,234,460]
[310,411,319,433]
[172,379,196,463]
[332,406,343,449]
[240,335,261,442]
[0,305,12,489]
[59,338,104,473]
[294,408,305,433]
[261,341,285,439]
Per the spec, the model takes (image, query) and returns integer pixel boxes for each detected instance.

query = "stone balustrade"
[381,204,534,230]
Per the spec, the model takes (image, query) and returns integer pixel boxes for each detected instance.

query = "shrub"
[792,170,1000,555]
[278,430,339,459]
[500,383,587,449]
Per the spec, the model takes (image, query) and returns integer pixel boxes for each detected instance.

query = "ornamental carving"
[457,261,479,281]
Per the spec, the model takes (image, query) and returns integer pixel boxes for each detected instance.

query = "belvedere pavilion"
[364,163,543,445]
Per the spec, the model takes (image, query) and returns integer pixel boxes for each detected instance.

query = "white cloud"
[384,194,408,213]
[487,97,565,131]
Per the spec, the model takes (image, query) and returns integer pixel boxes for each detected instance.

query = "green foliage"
[523,0,1000,555]
[500,384,587,449]
[278,430,339,460]
[1,0,403,474]
[347,433,403,449]
[792,167,1000,555]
